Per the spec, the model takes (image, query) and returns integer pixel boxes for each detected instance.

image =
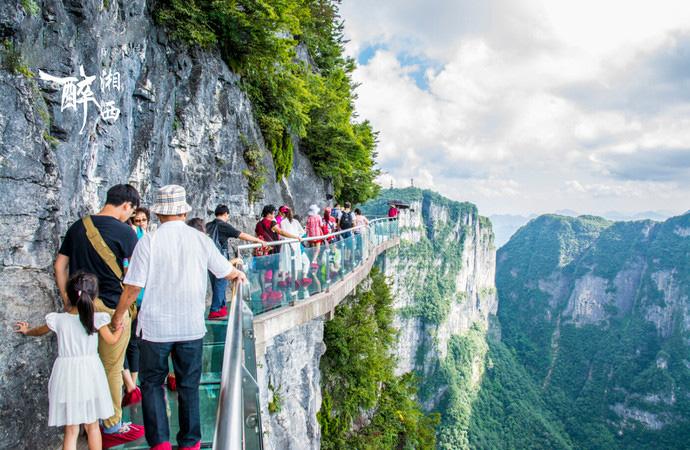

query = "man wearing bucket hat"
[112,185,246,450]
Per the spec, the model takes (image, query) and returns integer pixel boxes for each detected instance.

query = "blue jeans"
[139,339,203,447]
[209,271,228,312]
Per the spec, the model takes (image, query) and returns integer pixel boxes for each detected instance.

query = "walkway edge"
[252,237,400,359]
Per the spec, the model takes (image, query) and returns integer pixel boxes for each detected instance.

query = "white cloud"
[342,0,690,216]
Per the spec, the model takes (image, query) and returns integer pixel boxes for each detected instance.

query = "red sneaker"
[101,423,145,449]
[151,442,172,450]
[179,442,201,450]
[122,386,142,407]
[167,373,177,391]
[208,309,228,320]
[220,305,228,314]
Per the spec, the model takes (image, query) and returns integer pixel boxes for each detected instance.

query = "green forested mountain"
[486,213,690,449]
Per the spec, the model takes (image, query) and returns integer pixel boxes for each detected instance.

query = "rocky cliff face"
[257,188,497,449]
[496,213,690,448]
[364,188,497,448]
[257,319,325,450]
[0,1,329,447]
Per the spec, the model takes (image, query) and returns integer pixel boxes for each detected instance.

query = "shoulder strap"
[83,215,123,283]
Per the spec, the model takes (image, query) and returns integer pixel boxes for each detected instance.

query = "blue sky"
[340,0,690,216]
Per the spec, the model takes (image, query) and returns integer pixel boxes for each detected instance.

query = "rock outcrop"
[364,188,497,448]
[496,213,690,448]
[0,1,329,447]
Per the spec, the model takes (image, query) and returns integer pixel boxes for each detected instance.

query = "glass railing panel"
[245,251,283,315]
[299,243,325,299]
[239,219,399,317]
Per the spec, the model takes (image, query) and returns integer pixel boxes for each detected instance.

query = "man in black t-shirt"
[206,204,265,319]
[54,184,144,446]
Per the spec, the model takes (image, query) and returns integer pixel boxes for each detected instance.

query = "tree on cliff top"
[156,0,380,203]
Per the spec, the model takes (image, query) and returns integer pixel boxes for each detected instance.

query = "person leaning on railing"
[206,204,265,320]
[112,185,247,450]
[254,205,302,304]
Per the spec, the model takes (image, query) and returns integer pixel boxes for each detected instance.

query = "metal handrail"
[236,217,396,253]
[213,281,245,450]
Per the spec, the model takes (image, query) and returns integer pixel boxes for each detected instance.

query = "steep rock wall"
[364,188,497,448]
[257,319,325,450]
[496,213,690,448]
[0,1,329,447]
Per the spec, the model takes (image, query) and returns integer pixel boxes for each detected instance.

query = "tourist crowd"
[14,183,375,450]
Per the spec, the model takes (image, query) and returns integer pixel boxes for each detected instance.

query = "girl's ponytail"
[76,289,97,335]
[66,272,100,335]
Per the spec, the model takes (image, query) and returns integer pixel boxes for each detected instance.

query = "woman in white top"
[277,205,306,289]
[15,272,123,450]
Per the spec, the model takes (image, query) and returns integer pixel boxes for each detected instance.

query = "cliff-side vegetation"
[363,188,478,325]
[495,213,690,449]
[155,0,379,202]
[467,339,573,449]
[318,268,439,449]
[363,188,500,448]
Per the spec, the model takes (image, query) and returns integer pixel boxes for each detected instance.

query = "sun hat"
[309,204,319,215]
[150,185,192,215]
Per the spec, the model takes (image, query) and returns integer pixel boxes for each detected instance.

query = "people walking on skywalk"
[53,183,145,447]
[15,272,124,450]
[112,185,246,450]
[206,204,265,320]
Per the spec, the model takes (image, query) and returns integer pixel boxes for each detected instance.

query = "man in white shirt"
[112,185,246,450]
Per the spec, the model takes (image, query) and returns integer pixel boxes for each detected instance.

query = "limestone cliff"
[255,188,497,449]
[365,188,497,449]
[496,213,690,448]
[0,1,329,447]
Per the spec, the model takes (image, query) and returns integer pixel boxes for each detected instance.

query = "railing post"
[213,282,245,450]
[242,300,263,450]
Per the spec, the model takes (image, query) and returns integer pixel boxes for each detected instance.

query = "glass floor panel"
[118,384,220,448]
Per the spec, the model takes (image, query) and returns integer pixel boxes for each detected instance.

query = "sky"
[340,0,690,216]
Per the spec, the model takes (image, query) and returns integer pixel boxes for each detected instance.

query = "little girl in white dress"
[16,272,123,450]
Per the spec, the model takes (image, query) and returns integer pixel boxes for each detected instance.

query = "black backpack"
[340,211,354,230]
[207,221,229,258]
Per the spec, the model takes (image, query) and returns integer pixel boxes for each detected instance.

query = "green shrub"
[1,40,34,78]
[155,0,379,201]
[240,135,267,203]
[21,0,40,16]
[319,268,438,449]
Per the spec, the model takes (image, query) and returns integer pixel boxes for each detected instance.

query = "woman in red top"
[255,205,301,306]
[255,204,302,246]
[323,207,337,241]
